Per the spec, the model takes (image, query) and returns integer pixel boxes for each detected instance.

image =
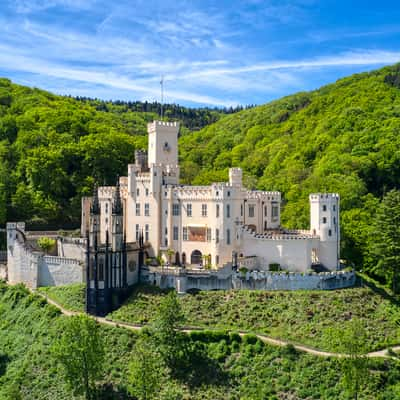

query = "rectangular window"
[241,204,243,217]
[165,227,168,235]
[333,217,336,225]
[135,224,139,241]
[206,228,211,242]
[216,255,219,265]
[202,204,207,217]
[183,227,188,241]
[136,203,140,216]
[145,188,149,196]
[99,260,104,281]
[272,204,279,220]
[216,228,219,243]
[249,205,255,218]
[322,205,327,211]
[136,188,140,196]
[173,226,179,241]
[105,203,108,214]
[144,203,150,216]
[328,229,332,236]
[226,204,230,218]
[322,217,327,224]
[264,205,267,217]
[187,203,192,217]
[333,205,336,212]
[145,224,149,242]
[172,203,180,216]
[216,204,220,218]
[226,229,231,245]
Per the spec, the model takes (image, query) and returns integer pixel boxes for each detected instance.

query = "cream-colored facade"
[82,121,340,272]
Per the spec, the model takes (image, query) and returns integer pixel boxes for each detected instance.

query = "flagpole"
[160,75,164,121]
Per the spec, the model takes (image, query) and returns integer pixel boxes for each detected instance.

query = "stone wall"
[38,256,84,286]
[57,237,86,261]
[141,265,355,292]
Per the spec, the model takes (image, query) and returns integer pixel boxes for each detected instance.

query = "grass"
[2,280,400,399]
[39,277,400,353]
[108,283,400,352]
[38,283,85,312]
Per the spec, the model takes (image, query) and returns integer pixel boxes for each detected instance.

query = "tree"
[127,334,165,400]
[329,319,369,400]
[52,315,105,400]
[371,190,400,293]
[37,237,56,254]
[151,291,185,368]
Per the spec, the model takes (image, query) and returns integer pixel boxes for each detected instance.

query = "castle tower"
[89,184,100,247]
[309,193,340,270]
[229,168,243,187]
[147,121,179,168]
[111,179,123,252]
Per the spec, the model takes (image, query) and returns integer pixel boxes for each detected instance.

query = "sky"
[1,0,400,107]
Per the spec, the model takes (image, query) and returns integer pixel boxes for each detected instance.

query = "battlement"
[309,193,339,201]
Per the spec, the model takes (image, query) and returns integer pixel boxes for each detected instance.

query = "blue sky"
[1,0,400,107]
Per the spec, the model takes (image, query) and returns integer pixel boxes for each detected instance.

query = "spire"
[90,183,100,215]
[112,177,123,215]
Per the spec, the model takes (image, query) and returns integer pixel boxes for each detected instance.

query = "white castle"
[81,120,340,273]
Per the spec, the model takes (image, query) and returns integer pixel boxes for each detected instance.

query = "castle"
[82,120,340,278]
[6,120,354,317]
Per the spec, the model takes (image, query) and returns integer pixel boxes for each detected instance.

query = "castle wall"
[37,256,84,286]
[241,229,319,272]
[57,238,86,261]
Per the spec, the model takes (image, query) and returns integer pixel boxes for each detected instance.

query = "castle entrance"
[190,250,202,265]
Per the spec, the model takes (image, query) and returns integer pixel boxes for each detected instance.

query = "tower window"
[186,204,192,217]
[172,203,180,216]
[333,205,336,211]
[328,229,332,237]
[226,229,231,245]
[173,226,179,241]
[136,188,140,196]
[264,205,267,217]
[105,203,108,214]
[227,191,231,197]
[202,204,207,217]
[248,205,255,218]
[145,188,149,196]
[216,228,219,243]
[145,203,150,216]
[241,204,243,217]
[136,203,140,216]
[322,217,327,224]
[322,205,327,211]
[216,204,220,218]
[226,204,230,218]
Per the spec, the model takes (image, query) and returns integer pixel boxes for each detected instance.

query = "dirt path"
[38,291,399,359]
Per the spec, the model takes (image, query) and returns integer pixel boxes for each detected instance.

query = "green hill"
[179,64,400,275]
[3,281,400,399]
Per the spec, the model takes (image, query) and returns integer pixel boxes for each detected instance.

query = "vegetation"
[38,283,85,312]
[52,315,105,400]
[108,283,400,352]
[3,281,400,399]
[37,237,56,254]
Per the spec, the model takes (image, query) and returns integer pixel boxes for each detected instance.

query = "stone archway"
[191,250,202,265]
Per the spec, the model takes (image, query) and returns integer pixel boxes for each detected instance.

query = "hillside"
[179,64,400,275]
[41,281,400,353]
[0,79,229,230]
[5,281,400,399]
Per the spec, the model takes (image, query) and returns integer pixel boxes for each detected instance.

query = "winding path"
[37,291,400,359]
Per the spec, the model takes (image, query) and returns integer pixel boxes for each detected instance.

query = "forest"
[2,64,400,286]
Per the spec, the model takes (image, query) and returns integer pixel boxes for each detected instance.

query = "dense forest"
[2,64,400,284]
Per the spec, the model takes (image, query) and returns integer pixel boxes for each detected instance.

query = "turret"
[89,184,100,248]
[229,168,243,187]
[111,179,123,251]
[309,193,340,270]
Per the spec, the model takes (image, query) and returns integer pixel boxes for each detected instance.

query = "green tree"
[152,291,185,368]
[329,319,369,400]
[127,334,165,400]
[52,315,104,400]
[37,237,56,254]
[371,190,400,292]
